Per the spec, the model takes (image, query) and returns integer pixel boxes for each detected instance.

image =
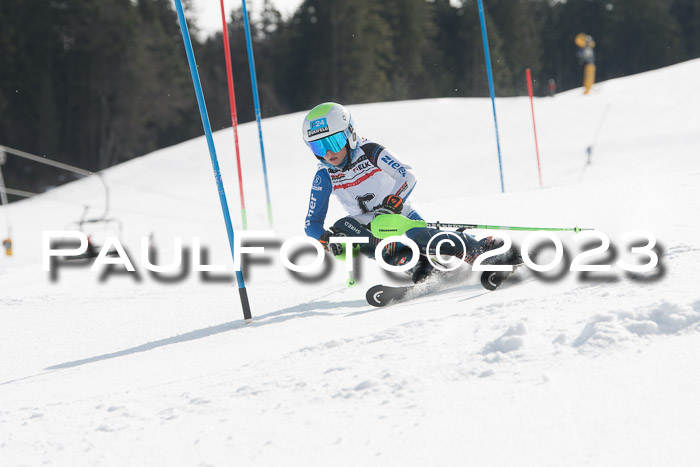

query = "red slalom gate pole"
[219,0,248,229]
[525,68,543,187]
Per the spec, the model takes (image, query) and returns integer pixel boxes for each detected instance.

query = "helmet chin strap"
[343,144,359,170]
[341,143,353,170]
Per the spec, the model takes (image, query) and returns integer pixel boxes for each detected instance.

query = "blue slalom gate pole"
[477,0,505,193]
[241,0,274,228]
[173,0,252,322]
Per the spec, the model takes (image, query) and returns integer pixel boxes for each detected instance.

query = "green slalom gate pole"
[370,214,593,239]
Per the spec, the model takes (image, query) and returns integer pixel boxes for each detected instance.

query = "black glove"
[373,194,404,216]
[319,229,344,256]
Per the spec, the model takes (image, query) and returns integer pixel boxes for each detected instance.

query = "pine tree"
[671,0,700,58]
[379,0,440,100]
[445,0,510,97]
[483,0,542,95]
[133,0,201,155]
[603,0,683,76]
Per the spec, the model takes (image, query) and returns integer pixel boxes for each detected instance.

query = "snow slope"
[1,60,700,466]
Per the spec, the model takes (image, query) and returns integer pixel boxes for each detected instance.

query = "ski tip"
[365,284,412,307]
[366,285,387,307]
[480,271,506,291]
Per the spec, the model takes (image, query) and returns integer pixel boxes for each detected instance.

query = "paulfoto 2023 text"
[43,229,661,280]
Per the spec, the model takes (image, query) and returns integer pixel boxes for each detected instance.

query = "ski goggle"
[307,131,348,157]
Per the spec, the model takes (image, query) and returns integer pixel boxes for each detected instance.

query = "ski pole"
[426,222,592,233]
[331,242,360,288]
[346,271,356,288]
[371,214,593,239]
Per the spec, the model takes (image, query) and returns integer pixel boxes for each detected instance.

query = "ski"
[367,266,523,307]
[364,271,466,307]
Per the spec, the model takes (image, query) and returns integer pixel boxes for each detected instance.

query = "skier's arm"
[370,145,417,200]
[304,169,332,240]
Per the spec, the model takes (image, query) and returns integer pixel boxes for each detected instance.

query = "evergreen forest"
[1,0,698,195]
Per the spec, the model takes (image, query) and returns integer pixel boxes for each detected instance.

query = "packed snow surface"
[1,60,700,466]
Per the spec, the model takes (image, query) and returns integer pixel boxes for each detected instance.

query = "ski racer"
[302,102,516,283]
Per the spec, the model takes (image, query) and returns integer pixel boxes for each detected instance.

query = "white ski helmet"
[302,102,358,158]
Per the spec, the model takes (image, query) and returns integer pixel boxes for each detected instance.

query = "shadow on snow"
[42,296,369,371]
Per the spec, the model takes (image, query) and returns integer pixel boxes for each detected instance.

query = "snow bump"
[482,322,527,355]
[572,301,700,349]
